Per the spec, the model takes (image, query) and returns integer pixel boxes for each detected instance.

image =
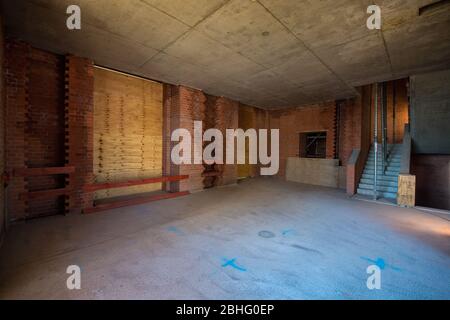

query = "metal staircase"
[357,144,401,200]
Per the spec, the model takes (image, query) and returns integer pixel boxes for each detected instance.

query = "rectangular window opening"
[299,132,327,159]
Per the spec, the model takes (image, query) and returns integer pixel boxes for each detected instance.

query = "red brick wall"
[65,55,94,213]
[178,85,206,192]
[163,85,205,192]
[0,15,5,237]
[5,40,29,221]
[214,96,239,186]
[5,42,243,219]
[269,102,337,177]
[4,41,96,219]
[163,85,239,192]
[341,86,372,194]
[26,48,66,218]
[338,97,363,166]
[5,41,67,219]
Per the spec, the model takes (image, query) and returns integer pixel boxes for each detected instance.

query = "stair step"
[364,163,401,171]
[358,183,398,193]
[361,174,398,182]
[363,169,399,176]
[366,157,401,162]
[368,153,402,159]
[369,146,401,150]
[370,143,402,150]
[364,165,399,171]
[365,163,400,171]
[370,144,401,149]
[360,178,398,187]
[367,157,402,162]
[367,153,400,157]
[369,146,402,152]
[364,166,401,171]
[359,144,402,200]
[357,188,397,199]
[364,168,400,174]
[364,166,400,171]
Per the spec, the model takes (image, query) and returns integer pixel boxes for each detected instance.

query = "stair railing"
[399,124,411,175]
[397,123,415,207]
[382,82,388,175]
[373,83,379,200]
[380,83,385,176]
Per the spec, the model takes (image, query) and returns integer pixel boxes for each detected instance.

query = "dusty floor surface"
[0,178,449,299]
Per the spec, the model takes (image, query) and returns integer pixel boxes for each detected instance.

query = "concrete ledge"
[346,149,360,194]
[286,157,339,188]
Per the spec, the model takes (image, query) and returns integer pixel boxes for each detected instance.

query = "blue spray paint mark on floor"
[375,257,386,269]
[281,229,296,236]
[389,264,403,272]
[361,256,386,269]
[222,258,247,272]
[360,256,401,271]
[166,226,184,236]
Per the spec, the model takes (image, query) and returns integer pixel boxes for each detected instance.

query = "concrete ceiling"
[2,0,450,109]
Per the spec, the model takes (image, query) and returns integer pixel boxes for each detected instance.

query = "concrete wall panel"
[286,157,340,188]
[412,154,450,210]
[410,69,450,154]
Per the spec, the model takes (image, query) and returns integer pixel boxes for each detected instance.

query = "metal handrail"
[373,84,378,200]
[400,124,412,175]
[380,83,385,175]
[381,82,389,175]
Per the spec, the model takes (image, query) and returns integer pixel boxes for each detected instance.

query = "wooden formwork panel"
[397,174,416,208]
[93,68,163,199]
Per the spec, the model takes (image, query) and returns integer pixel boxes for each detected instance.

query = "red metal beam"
[83,175,189,192]
[21,187,72,200]
[13,166,75,177]
[84,191,190,214]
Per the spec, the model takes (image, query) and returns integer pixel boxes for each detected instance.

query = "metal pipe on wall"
[373,83,378,200]
[380,83,385,175]
[383,82,388,174]
[393,80,396,144]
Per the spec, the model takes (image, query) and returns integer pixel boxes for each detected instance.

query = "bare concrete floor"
[0,178,449,299]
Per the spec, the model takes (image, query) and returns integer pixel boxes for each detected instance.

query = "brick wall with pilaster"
[65,55,94,213]
[163,85,240,192]
[269,101,337,178]
[163,85,204,193]
[5,40,29,221]
[215,97,238,186]
[5,40,83,219]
